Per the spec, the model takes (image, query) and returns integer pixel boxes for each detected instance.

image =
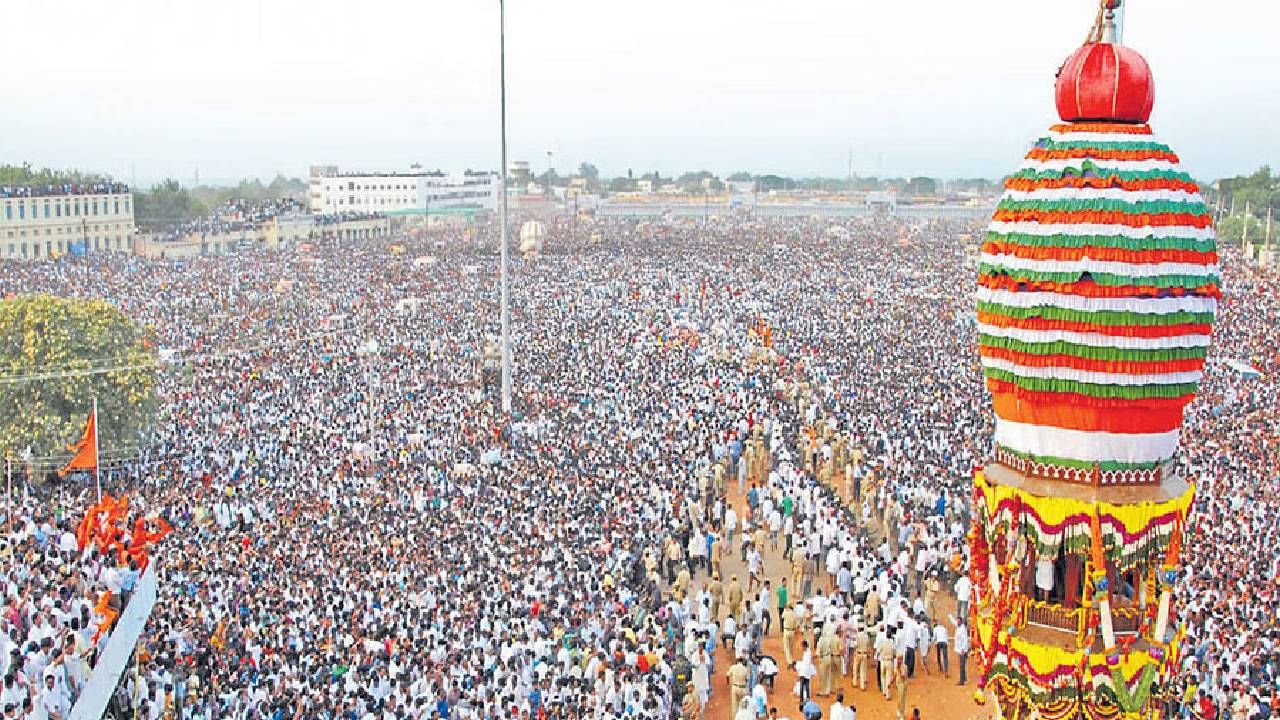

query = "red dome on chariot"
[1055,42,1154,123]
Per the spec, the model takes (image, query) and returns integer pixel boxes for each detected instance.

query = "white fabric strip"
[977,322,1211,349]
[988,221,1215,242]
[979,253,1219,279]
[981,357,1203,387]
[1002,188,1203,204]
[1044,131,1158,144]
[975,287,1219,316]
[994,418,1180,464]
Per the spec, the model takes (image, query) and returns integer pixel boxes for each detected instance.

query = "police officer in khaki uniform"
[681,682,701,720]
[816,625,838,696]
[853,623,872,691]
[708,573,723,620]
[781,603,799,665]
[725,574,744,621]
[877,627,896,700]
[894,661,909,720]
[672,564,691,602]
[726,658,749,713]
[923,573,941,621]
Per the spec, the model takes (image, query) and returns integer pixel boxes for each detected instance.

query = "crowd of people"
[1,490,157,720]
[0,182,131,199]
[0,212,1274,720]
[148,198,311,244]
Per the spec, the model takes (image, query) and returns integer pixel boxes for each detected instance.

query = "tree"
[608,177,637,193]
[0,295,159,463]
[727,172,755,182]
[756,175,794,192]
[1216,213,1269,248]
[0,163,110,187]
[536,169,562,191]
[577,163,600,182]
[676,171,716,193]
[133,179,207,227]
[1215,165,1279,215]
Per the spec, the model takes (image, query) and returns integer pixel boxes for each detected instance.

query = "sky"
[1,0,1276,186]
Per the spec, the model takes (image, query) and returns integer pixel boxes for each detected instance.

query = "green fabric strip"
[1006,167,1196,184]
[984,231,1216,253]
[977,334,1208,362]
[995,444,1163,472]
[980,265,1220,290]
[995,198,1210,216]
[976,301,1216,327]
[1035,139,1174,153]
[982,367,1200,399]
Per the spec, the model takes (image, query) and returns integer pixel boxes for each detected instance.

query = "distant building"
[866,191,898,213]
[1,183,134,260]
[134,213,390,260]
[509,160,532,185]
[308,166,499,215]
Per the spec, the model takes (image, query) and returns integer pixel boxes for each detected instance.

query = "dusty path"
[694,473,990,720]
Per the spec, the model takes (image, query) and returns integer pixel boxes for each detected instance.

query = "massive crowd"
[148,198,311,243]
[0,183,131,199]
[0,213,1275,720]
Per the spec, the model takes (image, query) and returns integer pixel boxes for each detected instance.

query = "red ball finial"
[1055,42,1154,123]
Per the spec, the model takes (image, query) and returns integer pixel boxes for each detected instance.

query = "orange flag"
[59,410,97,476]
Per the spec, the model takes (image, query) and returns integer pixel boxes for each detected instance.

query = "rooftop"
[1,182,131,199]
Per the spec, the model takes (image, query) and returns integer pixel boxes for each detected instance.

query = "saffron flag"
[59,410,97,476]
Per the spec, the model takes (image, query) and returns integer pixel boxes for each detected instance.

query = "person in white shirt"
[954,575,971,620]
[829,692,855,720]
[950,614,970,686]
[39,674,71,720]
[932,620,950,678]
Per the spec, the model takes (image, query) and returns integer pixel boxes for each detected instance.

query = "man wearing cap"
[815,625,837,697]
[680,682,700,720]
[726,657,749,714]
[708,573,723,621]
[725,576,743,623]
[780,603,798,665]
[852,622,871,691]
[876,626,895,700]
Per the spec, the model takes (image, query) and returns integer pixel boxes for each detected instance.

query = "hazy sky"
[1,1,1275,185]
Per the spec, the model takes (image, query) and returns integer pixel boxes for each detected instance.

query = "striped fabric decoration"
[979,122,1219,472]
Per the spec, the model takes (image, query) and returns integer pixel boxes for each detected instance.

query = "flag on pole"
[59,410,97,476]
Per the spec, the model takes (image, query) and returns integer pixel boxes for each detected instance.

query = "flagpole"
[92,397,101,500]
[498,0,513,414]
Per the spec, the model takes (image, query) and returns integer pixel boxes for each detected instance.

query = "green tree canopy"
[0,295,159,463]
[0,163,111,187]
[1217,213,1270,248]
[133,179,208,227]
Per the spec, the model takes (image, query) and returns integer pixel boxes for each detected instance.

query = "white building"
[1,184,135,260]
[308,166,499,215]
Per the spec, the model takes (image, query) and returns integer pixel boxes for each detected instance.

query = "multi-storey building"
[0,183,135,260]
[307,166,499,215]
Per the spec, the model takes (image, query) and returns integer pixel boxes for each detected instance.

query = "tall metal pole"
[1243,201,1251,254]
[1267,207,1273,261]
[92,397,101,500]
[498,0,513,413]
